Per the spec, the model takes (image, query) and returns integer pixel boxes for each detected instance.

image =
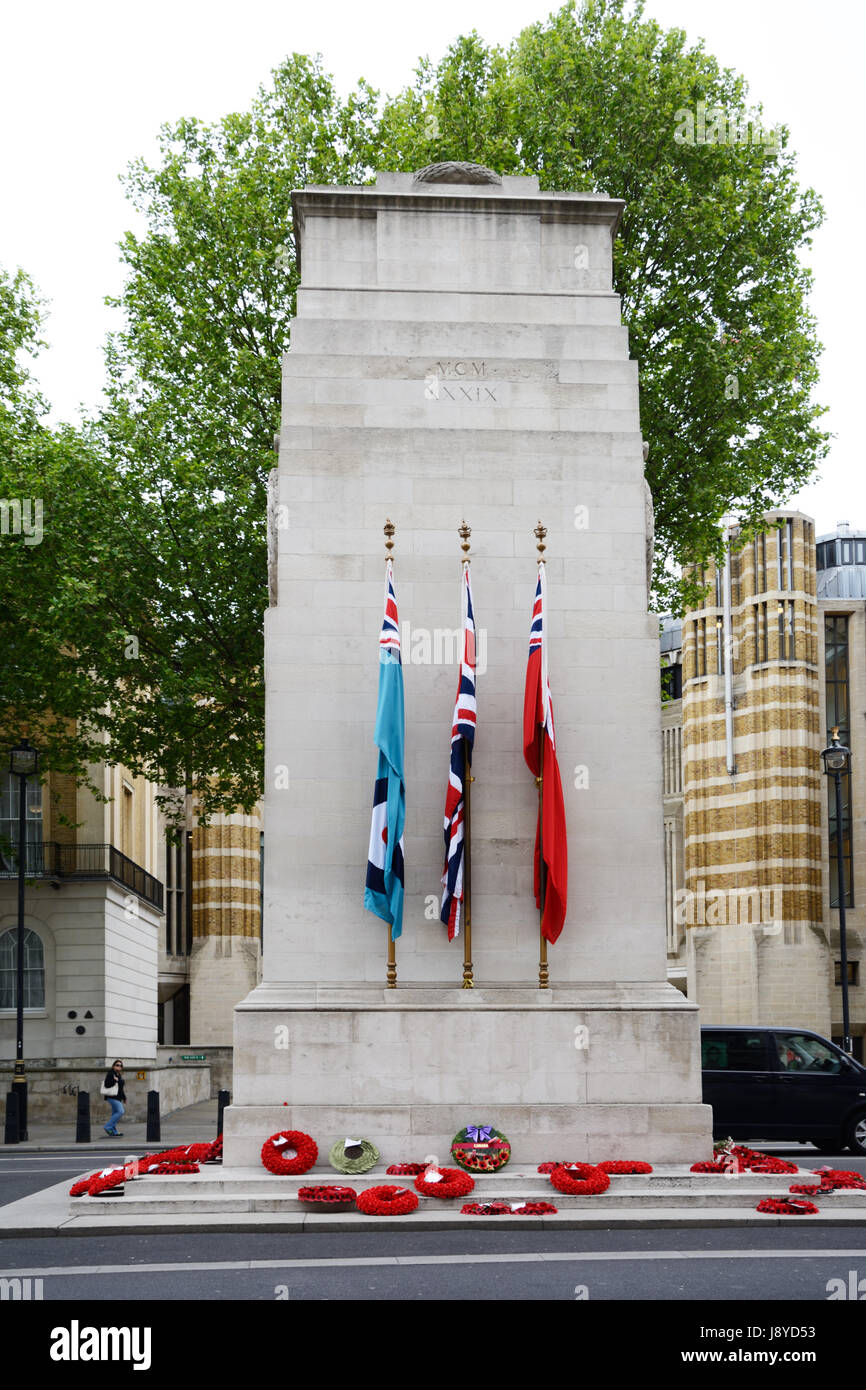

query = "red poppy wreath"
[70,1174,98,1196]
[414,1166,475,1199]
[461,1201,559,1215]
[812,1168,866,1189]
[749,1157,799,1175]
[548,1163,611,1196]
[356,1185,419,1215]
[298,1184,357,1205]
[597,1161,653,1175]
[261,1130,318,1176]
[450,1125,511,1173]
[756,1197,818,1215]
[141,1146,197,1169]
[87,1167,128,1196]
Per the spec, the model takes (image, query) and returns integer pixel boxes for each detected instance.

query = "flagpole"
[384,518,398,990]
[459,521,474,989]
[535,522,550,990]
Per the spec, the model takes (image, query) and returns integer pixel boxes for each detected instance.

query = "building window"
[788,519,794,587]
[165,838,173,954]
[661,659,682,700]
[164,833,188,957]
[755,602,769,663]
[0,927,45,1009]
[777,518,794,590]
[121,784,134,857]
[834,961,860,987]
[0,771,43,873]
[778,600,796,660]
[754,533,768,594]
[185,831,193,955]
[825,615,853,908]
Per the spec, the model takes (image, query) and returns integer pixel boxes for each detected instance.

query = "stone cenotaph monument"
[224,164,711,1164]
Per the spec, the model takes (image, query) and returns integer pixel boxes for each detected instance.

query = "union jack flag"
[379,560,401,657]
[527,569,555,744]
[440,565,477,940]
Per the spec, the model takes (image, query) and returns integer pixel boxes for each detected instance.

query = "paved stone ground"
[5,1097,220,1152]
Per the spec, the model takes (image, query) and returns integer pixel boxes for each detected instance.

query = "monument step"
[122,1166,835,1197]
[59,1206,866,1235]
[78,1164,864,1216]
[82,1188,866,1216]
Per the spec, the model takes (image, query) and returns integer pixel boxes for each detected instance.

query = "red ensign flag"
[522,565,568,943]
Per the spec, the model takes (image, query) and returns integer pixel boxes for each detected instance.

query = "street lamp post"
[8,738,40,1142]
[820,727,853,1056]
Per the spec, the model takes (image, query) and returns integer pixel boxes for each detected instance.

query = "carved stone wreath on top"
[413,161,502,186]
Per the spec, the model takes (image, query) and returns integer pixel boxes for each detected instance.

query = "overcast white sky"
[2,0,862,535]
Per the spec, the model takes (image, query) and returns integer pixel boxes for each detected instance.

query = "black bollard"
[76,1091,91,1144]
[13,1081,28,1142]
[216,1089,230,1136]
[4,1091,20,1145]
[146,1090,161,1142]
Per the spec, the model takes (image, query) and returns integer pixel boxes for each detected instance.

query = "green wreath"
[328,1138,380,1174]
[451,1125,511,1173]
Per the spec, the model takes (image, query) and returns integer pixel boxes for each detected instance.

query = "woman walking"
[101,1059,126,1136]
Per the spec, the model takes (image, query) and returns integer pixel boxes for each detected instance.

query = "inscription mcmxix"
[424,361,497,402]
[435,360,485,377]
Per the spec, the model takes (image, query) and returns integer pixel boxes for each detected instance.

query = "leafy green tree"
[0,6,828,816]
[0,58,379,825]
[377,0,827,604]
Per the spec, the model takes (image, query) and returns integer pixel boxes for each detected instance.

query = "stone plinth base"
[224,983,712,1165]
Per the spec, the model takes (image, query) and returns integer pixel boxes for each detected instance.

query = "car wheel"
[843,1112,866,1157]
[809,1138,841,1154]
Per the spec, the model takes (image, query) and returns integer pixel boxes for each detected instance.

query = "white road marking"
[2,1248,865,1279]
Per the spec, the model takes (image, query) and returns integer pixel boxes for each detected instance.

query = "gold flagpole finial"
[384,519,396,557]
[534,520,547,562]
[458,520,471,564]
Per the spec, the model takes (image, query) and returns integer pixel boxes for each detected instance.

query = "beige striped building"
[663,514,864,1058]
[187,807,262,1044]
[159,799,262,1046]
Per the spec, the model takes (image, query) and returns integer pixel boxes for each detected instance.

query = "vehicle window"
[702,1034,767,1070]
[775,1033,842,1074]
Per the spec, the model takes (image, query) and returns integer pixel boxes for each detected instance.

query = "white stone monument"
[225,163,711,1164]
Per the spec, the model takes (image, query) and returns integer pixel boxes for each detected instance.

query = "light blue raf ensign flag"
[364,559,405,940]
